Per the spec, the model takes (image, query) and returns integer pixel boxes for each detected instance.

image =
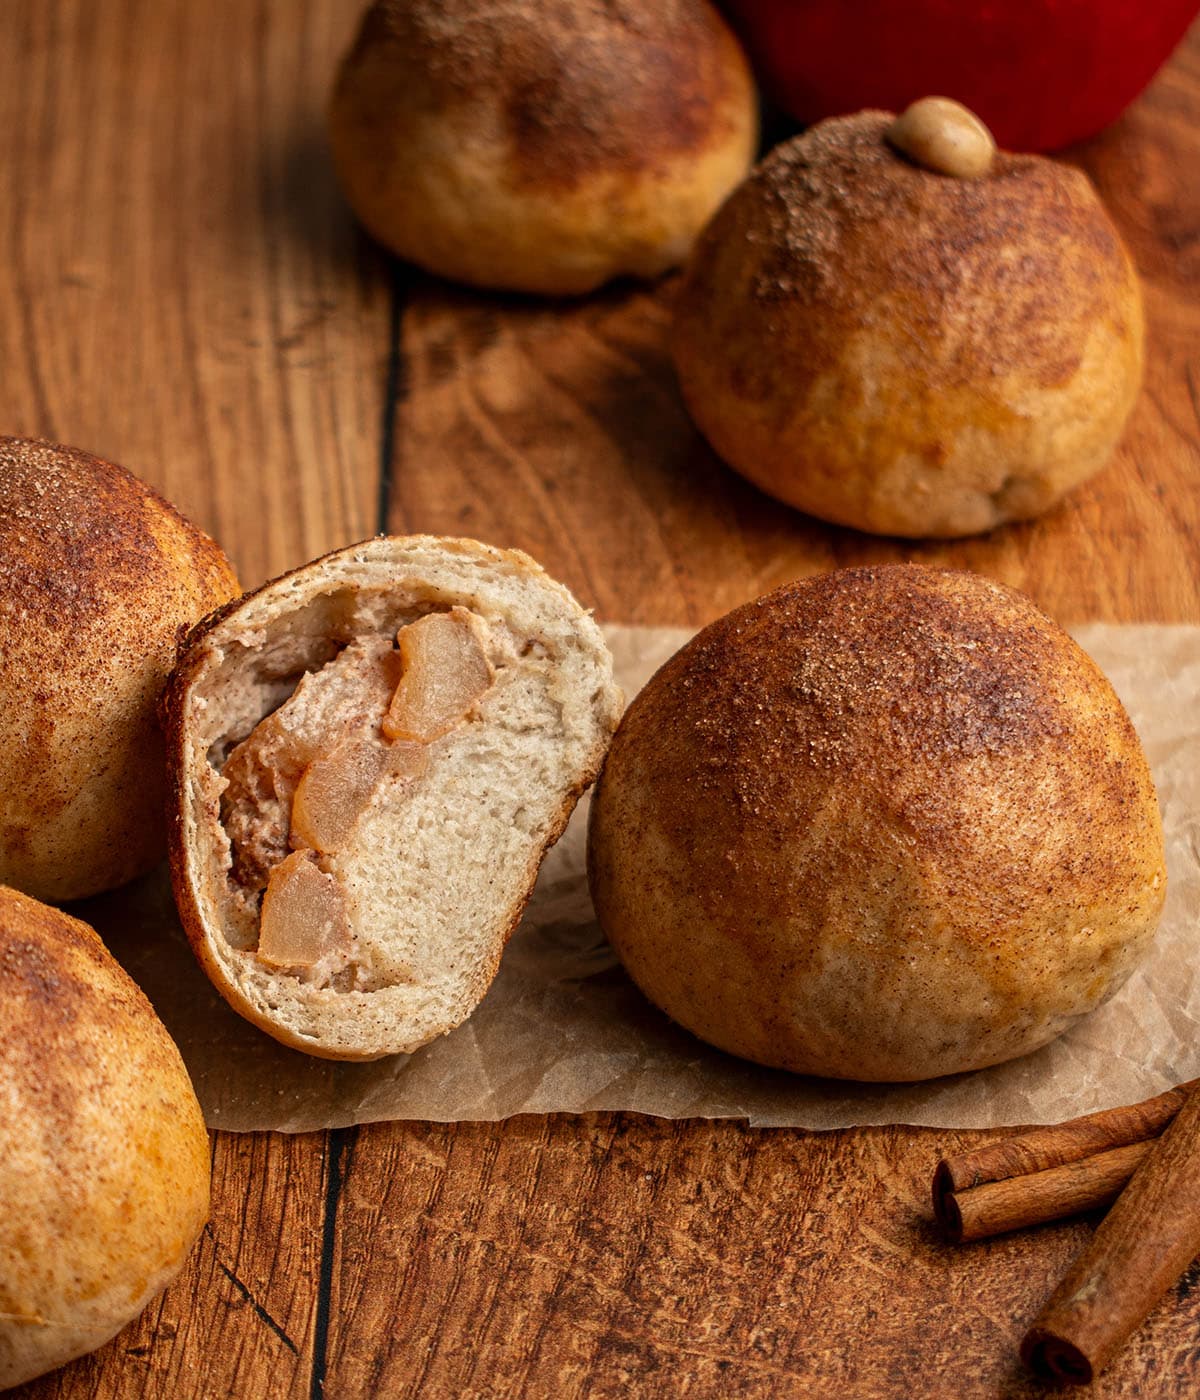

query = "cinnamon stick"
[932,1080,1197,1242]
[938,1139,1153,1243]
[1021,1085,1200,1385]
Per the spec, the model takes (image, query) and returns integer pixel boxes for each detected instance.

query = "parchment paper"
[81,624,1200,1133]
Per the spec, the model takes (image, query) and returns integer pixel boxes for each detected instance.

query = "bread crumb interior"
[195,585,555,994]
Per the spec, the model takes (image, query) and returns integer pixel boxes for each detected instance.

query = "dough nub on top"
[165,535,622,1061]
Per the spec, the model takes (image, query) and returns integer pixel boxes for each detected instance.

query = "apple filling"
[219,607,494,979]
[291,736,428,854]
[258,851,351,968]
[383,608,494,742]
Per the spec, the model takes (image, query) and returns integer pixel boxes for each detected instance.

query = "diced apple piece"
[383,608,492,743]
[291,739,388,854]
[291,737,427,853]
[257,851,350,969]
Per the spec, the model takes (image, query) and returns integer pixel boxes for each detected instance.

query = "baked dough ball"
[672,108,1144,537]
[165,535,621,1060]
[328,0,758,295]
[588,565,1166,1082]
[0,885,209,1388]
[0,438,239,902]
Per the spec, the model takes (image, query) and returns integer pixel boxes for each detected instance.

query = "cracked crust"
[164,535,622,1061]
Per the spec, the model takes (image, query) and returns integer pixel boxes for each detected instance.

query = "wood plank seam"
[311,1126,359,1400]
[313,277,404,1397]
[378,260,410,535]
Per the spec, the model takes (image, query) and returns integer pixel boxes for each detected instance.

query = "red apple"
[721,0,1200,150]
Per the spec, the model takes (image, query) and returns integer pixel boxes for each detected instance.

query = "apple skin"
[721,0,1200,150]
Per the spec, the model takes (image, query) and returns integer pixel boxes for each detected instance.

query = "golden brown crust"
[744,115,1127,389]
[0,437,234,634]
[672,112,1144,537]
[352,0,747,189]
[328,0,757,294]
[0,437,239,902]
[0,886,209,1388]
[588,565,1167,1082]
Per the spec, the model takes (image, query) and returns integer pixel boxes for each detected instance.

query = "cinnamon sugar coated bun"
[165,536,621,1060]
[328,0,758,295]
[0,886,209,1388]
[587,565,1166,1082]
[672,108,1144,537]
[0,438,239,902]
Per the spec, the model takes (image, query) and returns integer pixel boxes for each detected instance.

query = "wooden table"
[5,5,1199,1396]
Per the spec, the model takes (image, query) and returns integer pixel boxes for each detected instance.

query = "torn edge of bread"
[164,535,623,1061]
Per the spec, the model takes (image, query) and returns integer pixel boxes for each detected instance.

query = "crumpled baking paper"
[81,624,1200,1133]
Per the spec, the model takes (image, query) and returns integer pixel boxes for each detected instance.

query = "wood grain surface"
[4,3,1200,1397]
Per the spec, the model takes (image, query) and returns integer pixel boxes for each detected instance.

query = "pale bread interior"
[176,538,621,1060]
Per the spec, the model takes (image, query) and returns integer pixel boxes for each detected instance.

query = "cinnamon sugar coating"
[673,112,1144,537]
[329,0,757,294]
[0,886,209,1387]
[0,437,238,901]
[588,565,1166,1082]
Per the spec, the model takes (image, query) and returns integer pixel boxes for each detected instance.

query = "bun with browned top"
[328,0,758,295]
[588,565,1166,1082]
[166,535,622,1061]
[672,108,1144,538]
[0,437,239,902]
[0,886,209,1389]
